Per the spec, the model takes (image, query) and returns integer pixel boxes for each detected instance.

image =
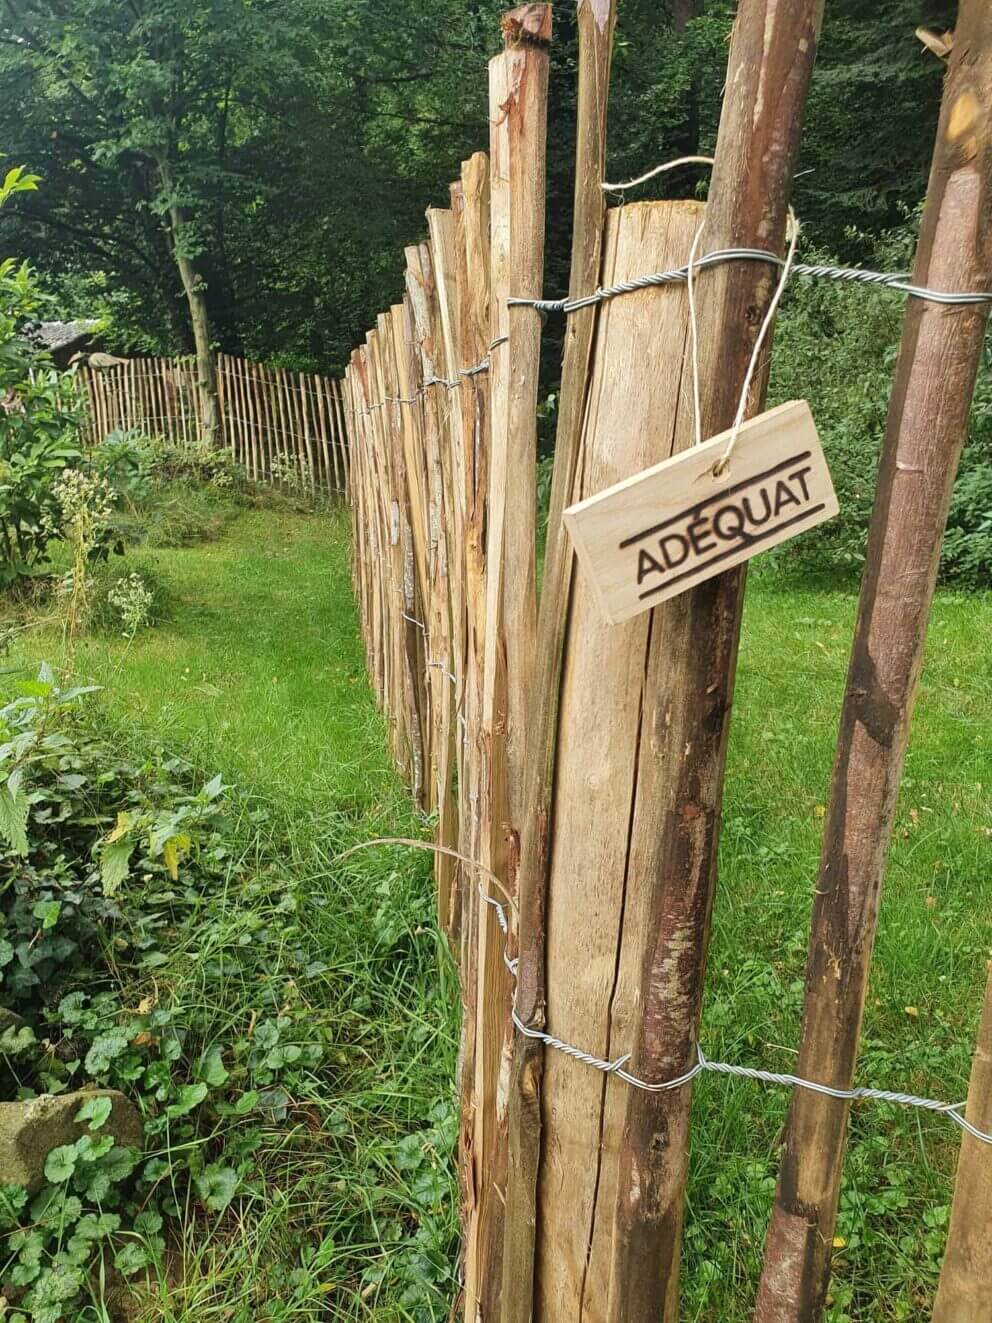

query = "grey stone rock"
[0,1089,143,1191]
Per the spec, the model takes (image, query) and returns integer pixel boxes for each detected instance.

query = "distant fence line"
[77,353,350,494]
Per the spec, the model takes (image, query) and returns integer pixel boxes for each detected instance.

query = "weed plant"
[4,505,988,1320]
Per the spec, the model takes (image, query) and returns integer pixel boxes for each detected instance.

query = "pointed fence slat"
[74,353,345,492]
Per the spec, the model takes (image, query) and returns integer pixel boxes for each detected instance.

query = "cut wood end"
[461,152,489,196]
[915,26,954,60]
[501,4,552,49]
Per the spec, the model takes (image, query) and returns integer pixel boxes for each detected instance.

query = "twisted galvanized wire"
[335,838,992,1146]
[507,247,992,316]
[348,337,509,415]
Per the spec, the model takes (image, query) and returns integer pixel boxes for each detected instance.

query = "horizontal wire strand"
[336,838,992,1146]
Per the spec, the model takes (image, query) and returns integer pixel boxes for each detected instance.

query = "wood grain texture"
[464,11,551,1318]
[534,199,700,1322]
[565,401,836,622]
[603,6,823,1320]
[501,6,617,1313]
[406,240,459,926]
[755,5,992,1317]
[453,152,497,1323]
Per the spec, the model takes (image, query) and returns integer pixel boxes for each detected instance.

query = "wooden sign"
[563,400,837,623]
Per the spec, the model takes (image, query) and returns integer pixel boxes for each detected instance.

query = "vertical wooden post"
[529,201,700,1320]
[933,968,992,1322]
[328,378,345,494]
[595,7,823,1320]
[336,379,350,495]
[256,363,274,481]
[312,375,331,492]
[246,359,261,478]
[464,11,551,1319]
[406,238,460,932]
[755,7,992,1317]
[501,4,617,1314]
[273,368,292,482]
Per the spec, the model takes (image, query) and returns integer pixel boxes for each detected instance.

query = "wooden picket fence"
[343,5,992,1321]
[77,353,349,494]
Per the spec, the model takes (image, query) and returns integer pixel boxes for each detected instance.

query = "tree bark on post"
[501,2,617,1317]
[754,6,992,1318]
[933,967,992,1322]
[601,5,823,1320]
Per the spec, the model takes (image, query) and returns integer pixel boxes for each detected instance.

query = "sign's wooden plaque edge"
[563,400,838,624]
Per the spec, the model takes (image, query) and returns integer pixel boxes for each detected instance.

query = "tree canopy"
[0,0,960,375]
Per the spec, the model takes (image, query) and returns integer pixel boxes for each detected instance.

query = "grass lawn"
[6,504,990,1321]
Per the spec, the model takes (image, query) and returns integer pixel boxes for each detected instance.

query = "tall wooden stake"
[755,5,992,1317]
[601,4,823,1320]
[501,2,616,1317]
[465,9,551,1319]
[933,967,992,1322]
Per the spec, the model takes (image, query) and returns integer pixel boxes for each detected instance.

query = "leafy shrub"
[0,169,84,590]
[767,219,992,588]
[91,431,242,550]
[0,667,331,1317]
[942,462,992,589]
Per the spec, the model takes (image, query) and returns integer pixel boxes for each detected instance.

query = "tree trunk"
[157,158,220,444]
[754,4,992,1317]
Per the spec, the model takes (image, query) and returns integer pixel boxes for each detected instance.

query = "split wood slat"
[405,237,459,934]
[563,400,837,623]
[446,155,493,1323]
[325,376,343,491]
[534,199,701,1321]
[463,9,553,1319]
[933,966,992,1322]
[501,4,617,1312]
[388,301,427,807]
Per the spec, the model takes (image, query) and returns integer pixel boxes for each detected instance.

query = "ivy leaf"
[99,839,134,897]
[75,1146,138,1200]
[32,899,61,930]
[133,1210,163,1236]
[0,1183,29,1229]
[74,1133,114,1162]
[166,1082,208,1117]
[195,1162,238,1211]
[43,1144,78,1183]
[75,1095,113,1131]
[114,1242,152,1276]
[0,936,14,968]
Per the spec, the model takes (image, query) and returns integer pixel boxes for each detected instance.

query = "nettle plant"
[0,668,327,1317]
[0,167,85,590]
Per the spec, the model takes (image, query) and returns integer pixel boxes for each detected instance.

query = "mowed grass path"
[57,507,404,817]
[12,507,991,1320]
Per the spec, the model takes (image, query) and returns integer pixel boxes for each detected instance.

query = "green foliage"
[768,222,992,588]
[0,216,83,586]
[4,506,460,1318]
[0,668,341,1316]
